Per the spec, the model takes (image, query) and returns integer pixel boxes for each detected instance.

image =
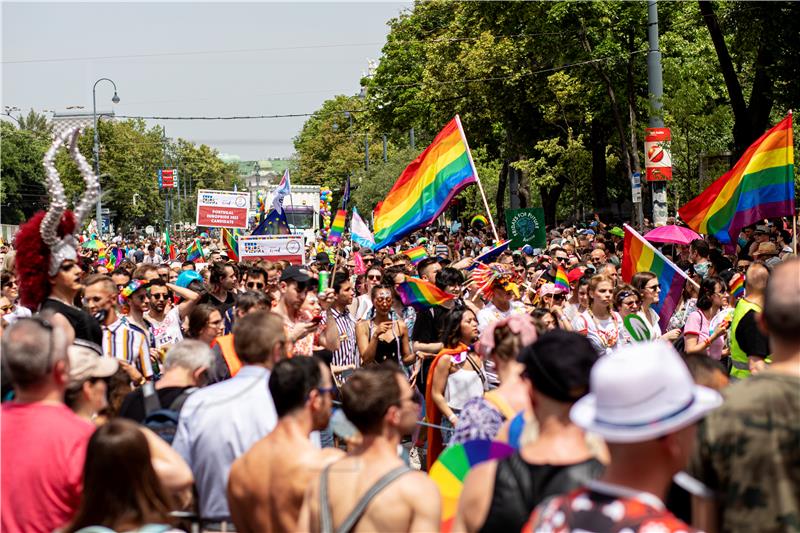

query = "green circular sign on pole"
[624,314,652,342]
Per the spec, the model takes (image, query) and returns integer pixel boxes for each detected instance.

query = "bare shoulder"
[399,470,440,501]
[463,460,496,493]
[318,447,346,463]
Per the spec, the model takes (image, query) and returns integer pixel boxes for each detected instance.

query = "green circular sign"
[624,314,652,342]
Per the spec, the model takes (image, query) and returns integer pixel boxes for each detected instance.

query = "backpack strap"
[142,381,161,416]
[319,463,334,533]
[336,466,412,533]
[167,387,198,412]
[483,390,517,420]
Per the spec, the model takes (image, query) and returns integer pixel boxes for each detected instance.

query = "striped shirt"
[102,316,154,378]
[323,308,359,368]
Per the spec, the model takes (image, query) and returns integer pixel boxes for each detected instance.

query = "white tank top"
[445,367,484,411]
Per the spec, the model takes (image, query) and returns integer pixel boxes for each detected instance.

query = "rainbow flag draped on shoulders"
[327,209,347,245]
[222,228,240,261]
[396,277,455,310]
[679,113,795,246]
[373,116,477,250]
[621,224,690,331]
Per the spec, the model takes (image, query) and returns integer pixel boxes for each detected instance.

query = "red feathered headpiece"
[14,211,77,310]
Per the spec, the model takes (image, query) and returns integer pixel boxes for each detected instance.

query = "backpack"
[142,382,196,444]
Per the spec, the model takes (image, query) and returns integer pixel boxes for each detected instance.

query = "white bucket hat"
[570,341,722,443]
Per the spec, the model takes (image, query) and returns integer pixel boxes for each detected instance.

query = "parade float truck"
[264,184,321,243]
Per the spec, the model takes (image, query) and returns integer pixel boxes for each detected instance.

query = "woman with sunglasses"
[351,267,384,321]
[631,272,682,342]
[537,284,572,330]
[0,272,31,324]
[356,285,412,367]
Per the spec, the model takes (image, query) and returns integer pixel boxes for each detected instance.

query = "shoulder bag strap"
[336,466,412,533]
[464,354,486,387]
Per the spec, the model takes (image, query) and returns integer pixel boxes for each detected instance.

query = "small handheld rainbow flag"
[396,277,455,310]
[729,273,745,299]
[621,224,691,331]
[327,209,347,245]
[222,228,239,262]
[186,239,205,262]
[554,265,570,293]
[404,245,428,265]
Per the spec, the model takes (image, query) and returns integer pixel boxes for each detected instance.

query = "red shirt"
[1,402,94,533]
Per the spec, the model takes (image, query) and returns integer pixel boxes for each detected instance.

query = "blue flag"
[251,208,291,236]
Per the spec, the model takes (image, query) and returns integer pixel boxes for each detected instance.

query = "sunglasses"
[149,293,170,301]
[246,282,265,290]
[0,305,14,312]
[552,294,565,302]
[367,275,382,281]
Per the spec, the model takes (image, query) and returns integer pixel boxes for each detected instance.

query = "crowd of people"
[1,132,798,533]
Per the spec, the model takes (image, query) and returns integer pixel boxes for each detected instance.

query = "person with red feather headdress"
[14,128,102,345]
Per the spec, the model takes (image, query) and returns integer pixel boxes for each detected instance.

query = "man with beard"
[298,365,440,532]
[143,278,200,351]
[228,357,344,532]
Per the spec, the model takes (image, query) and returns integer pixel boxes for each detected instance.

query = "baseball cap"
[567,267,585,283]
[68,344,119,383]
[570,341,722,443]
[522,245,534,255]
[518,330,598,403]
[315,252,330,264]
[280,265,313,283]
[752,241,779,257]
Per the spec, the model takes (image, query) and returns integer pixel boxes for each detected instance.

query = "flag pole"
[455,115,500,243]
[623,223,700,288]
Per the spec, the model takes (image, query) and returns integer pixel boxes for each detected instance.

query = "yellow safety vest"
[729,298,762,379]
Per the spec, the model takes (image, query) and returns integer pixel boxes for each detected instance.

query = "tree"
[17,109,53,136]
[0,121,49,224]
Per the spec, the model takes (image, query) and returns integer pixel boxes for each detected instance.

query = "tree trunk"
[627,32,643,177]
[579,29,634,185]
[590,116,610,212]
[540,181,565,227]
[496,159,508,223]
[699,0,775,159]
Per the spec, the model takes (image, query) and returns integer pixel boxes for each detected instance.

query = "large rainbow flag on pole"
[373,116,477,249]
[621,224,693,331]
[679,113,794,246]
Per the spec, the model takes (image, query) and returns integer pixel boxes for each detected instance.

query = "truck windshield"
[285,206,315,229]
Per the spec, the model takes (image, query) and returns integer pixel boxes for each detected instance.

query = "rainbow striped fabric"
[679,113,794,246]
[396,277,455,310]
[554,265,570,293]
[222,228,239,261]
[404,245,428,264]
[729,273,745,298]
[186,239,204,262]
[621,224,688,331]
[327,209,347,245]
[373,116,477,249]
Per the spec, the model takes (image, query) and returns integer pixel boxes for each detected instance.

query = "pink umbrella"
[644,225,701,246]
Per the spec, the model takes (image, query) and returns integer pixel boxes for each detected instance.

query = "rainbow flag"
[328,209,347,245]
[165,229,177,261]
[404,245,428,265]
[107,247,123,269]
[222,227,239,262]
[679,113,794,246]
[186,239,204,262]
[396,277,455,310]
[554,265,570,293]
[621,224,689,331]
[729,273,745,298]
[373,116,477,249]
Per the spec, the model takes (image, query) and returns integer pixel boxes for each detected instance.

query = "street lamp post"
[92,78,120,234]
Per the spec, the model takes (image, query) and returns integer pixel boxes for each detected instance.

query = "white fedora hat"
[570,341,722,443]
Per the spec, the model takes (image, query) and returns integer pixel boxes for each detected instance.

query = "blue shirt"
[172,365,277,520]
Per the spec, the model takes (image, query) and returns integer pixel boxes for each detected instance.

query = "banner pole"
[455,115,500,243]
[623,223,699,288]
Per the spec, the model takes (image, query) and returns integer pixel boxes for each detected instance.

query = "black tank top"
[479,452,604,533]
[368,321,400,365]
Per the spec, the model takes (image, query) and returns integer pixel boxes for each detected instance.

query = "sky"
[2,1,410,160]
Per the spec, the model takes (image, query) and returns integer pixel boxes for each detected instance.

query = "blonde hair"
[587,274,614,312]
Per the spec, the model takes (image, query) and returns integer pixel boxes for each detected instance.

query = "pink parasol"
[644,225,701,246]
